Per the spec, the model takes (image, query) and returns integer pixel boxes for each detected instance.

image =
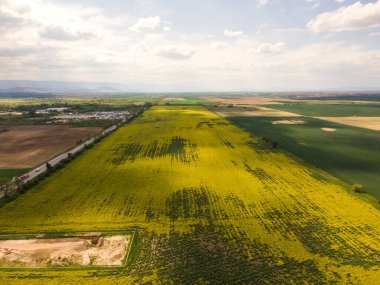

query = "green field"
[158,96,206,105]
[229,116,380,200]
[266,103,380,117]
[0,168,29,182]
[0,106,379,284]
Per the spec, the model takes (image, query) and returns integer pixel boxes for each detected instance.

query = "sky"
[0,0,380,91]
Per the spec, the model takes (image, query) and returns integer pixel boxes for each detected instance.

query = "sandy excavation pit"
[0,234,131,268]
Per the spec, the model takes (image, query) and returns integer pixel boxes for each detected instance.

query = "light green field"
[266,102,380,117]
[0,106,379,284]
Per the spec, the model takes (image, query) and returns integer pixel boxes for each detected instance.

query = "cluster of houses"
[35,107,132,122]
[52,111,131,122]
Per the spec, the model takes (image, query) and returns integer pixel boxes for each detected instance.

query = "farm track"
[0,106,379,284]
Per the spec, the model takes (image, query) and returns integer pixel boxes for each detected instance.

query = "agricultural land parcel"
[0,97,148,181]
[210,105,301,117]
[265,102,380,117]
[158,96,207,105]
[267,102,380,130]
[229,115,380,200]
[208,102,380,200]
[0,125,101,169]
[0,106,379,283]
[316,117,380,131]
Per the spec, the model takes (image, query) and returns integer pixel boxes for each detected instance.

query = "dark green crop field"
[0,168,29,182]
[230,116,380,200]
[266,103,380,117]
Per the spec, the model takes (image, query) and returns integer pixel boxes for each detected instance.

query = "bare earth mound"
[321,128,336,132]
[317,117,380,131]
[0,125,101,168]
[272,120,305,125]
[0,235,130,268]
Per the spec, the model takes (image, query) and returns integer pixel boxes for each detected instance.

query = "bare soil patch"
[162,97,187,102]
[321,128,336,132]
[317,117,380,131]
[0,234,130,268]
[0,125,101,168]
[216,106,301,117]
[206,96,283,105]
[272,120,306,125]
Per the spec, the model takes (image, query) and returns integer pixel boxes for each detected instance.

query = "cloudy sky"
[1,0,380,91]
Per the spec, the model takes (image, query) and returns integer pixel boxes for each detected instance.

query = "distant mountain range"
[0,80,379,96]
[0,80,133,96]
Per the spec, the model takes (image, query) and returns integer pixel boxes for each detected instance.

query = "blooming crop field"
[0,106,379,284]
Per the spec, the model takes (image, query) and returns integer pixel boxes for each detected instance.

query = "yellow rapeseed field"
[0,106,379,284]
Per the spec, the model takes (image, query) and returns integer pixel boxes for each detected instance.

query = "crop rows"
[0,106,379,284]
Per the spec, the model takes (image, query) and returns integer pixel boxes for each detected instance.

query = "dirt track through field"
[0,125,101,168]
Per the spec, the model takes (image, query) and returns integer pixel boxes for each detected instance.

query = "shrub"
[352,184,365,193]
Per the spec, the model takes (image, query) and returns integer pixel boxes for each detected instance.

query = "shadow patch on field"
[111,143,144,164]
[196,118,229,128]
[111,136,198,164]
[224,193,249,216]
[166,187,218,222]
[244,163,275,183]
[217,134,235,149]
[264,209,380,268]
[129,225,330,284]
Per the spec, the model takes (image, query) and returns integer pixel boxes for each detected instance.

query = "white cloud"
[335,0,346,3]
[211,41,228,49]
[163,26,171,32]
[0,10,24,30]
[256,42,285,53]
[308,1,380,33]
[257,0,269,6]
[155,46,194,60]
[0,0,379,91]
[129,15,160,32]
[224,29,243,37]
[40,26,96,41]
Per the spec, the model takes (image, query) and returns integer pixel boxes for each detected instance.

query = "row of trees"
[262,137,279,148]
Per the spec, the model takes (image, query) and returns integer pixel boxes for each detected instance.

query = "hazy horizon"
[1,79,380,93]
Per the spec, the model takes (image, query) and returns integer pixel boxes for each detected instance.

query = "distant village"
[35,107,134,123]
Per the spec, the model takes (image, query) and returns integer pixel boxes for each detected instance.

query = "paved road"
[21,125,117,183]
